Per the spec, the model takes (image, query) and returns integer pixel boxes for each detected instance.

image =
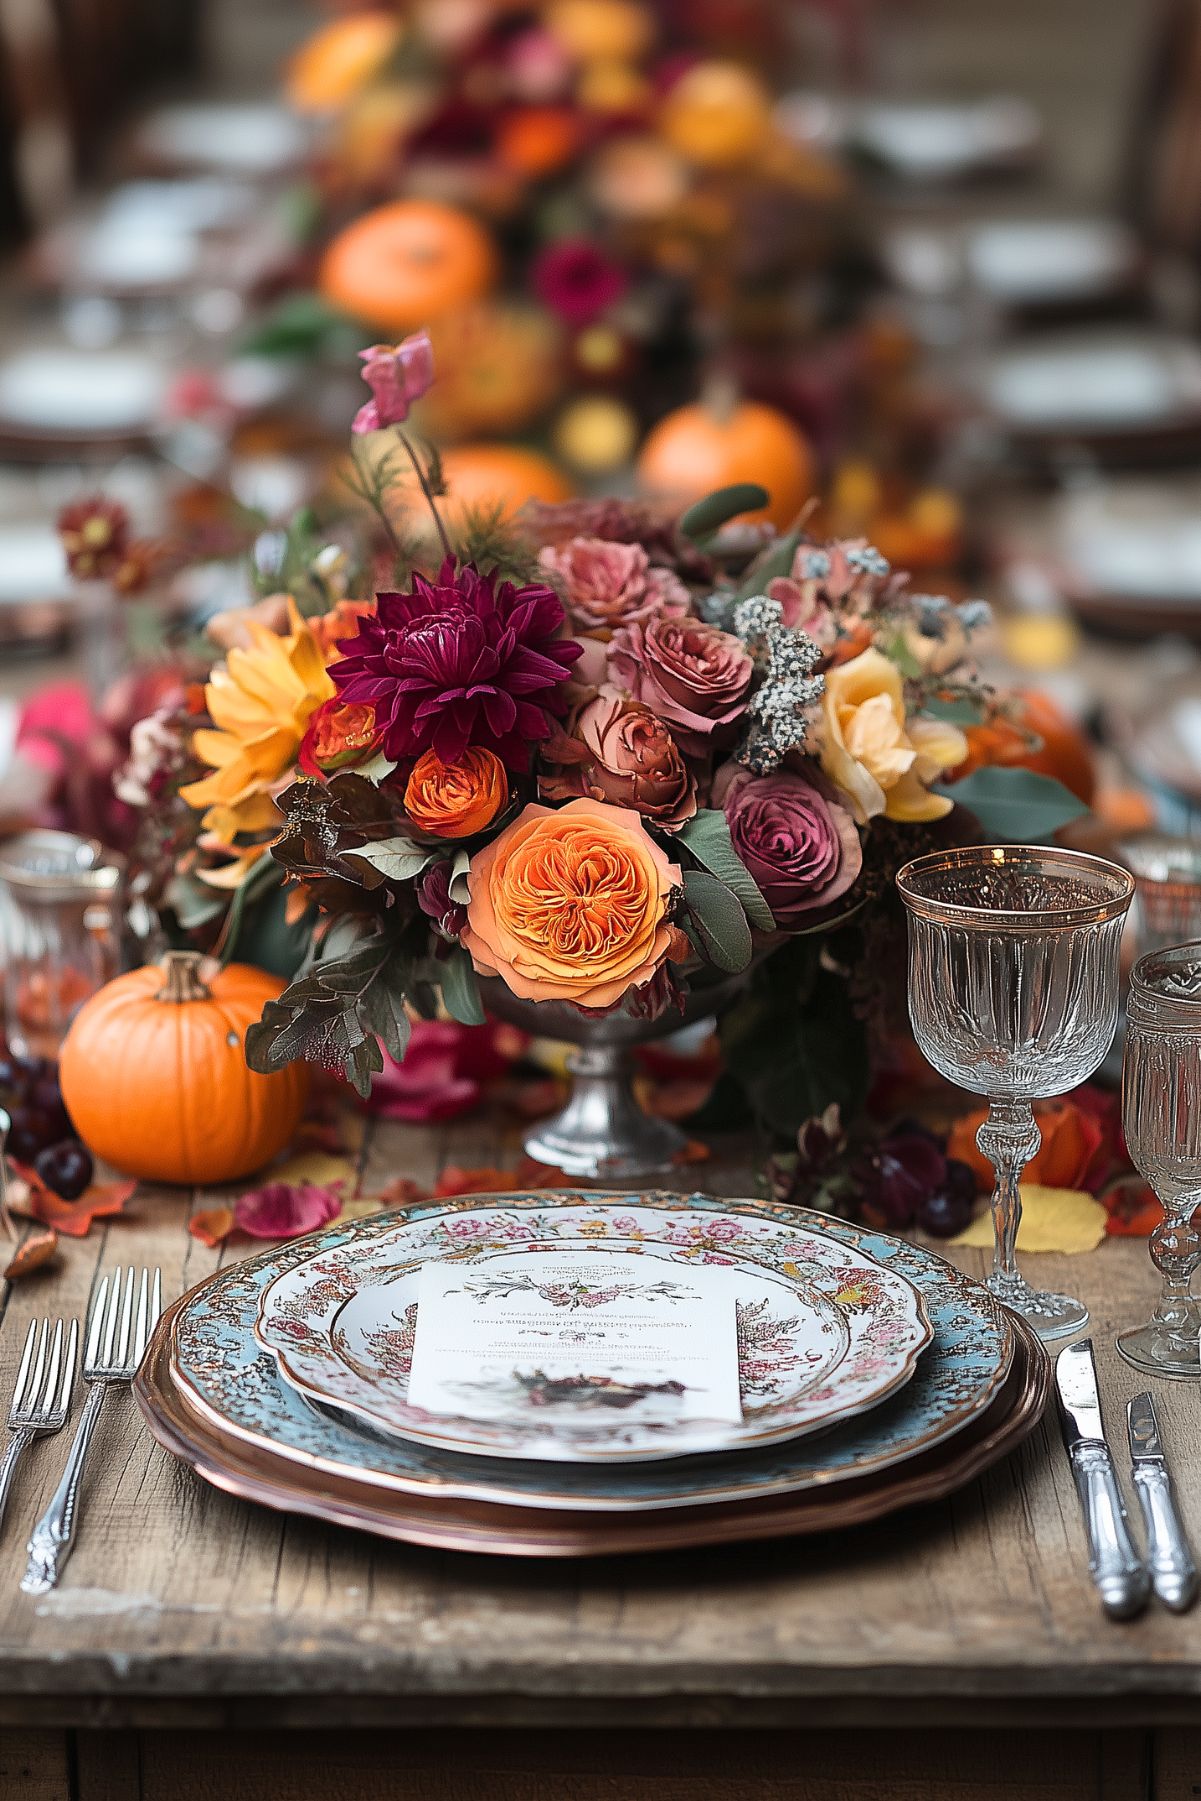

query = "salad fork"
[21,1267,161,1595]
[0,1318,77,1532]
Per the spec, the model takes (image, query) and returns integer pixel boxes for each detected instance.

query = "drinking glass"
[1117,942,1201,1378]
[0,831,123,1057]
[897,845,1134,1341]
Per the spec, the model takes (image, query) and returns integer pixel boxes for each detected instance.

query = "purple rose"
[608,617,752,756]
[716,763,862,929]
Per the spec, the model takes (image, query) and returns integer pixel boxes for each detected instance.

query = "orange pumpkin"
[284,12,402,115]
[636,400,815,529]
[318,200,497,334]
[59,953,309,1187]
[430,444,574,525]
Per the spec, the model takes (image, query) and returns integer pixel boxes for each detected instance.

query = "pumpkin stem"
[156,950,211,1004]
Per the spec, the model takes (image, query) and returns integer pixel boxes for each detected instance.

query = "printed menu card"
[407,1250,743,1425]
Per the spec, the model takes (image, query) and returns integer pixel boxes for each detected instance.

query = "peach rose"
[819,647,967,825]
[462,798,683,1009]
[404,747,508,839]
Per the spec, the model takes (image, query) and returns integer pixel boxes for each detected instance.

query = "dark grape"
[7,1113,52,1162]
[34,1140,93,1201]
[917,1187,974,1239]
[0,1056,21,1094]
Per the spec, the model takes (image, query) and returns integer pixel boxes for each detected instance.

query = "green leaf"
[719,955,867,1137]
[449,849,472,905]
[220,855,284,966]
[677,810,775,932]
[239,292,358,360]
[683,870,753,973]
[734,527,803,601]
[163,872,226,931]
[937,767,1088,842]
[921,691,988,725]
[882,632,923,680]
[358,956,412,1064]
[345,835,434,883]
[441,950,486,1025]
[679,484,770,544]
[354,749,398,783]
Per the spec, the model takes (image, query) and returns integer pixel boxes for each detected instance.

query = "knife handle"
[1069,1441,1150,1619]
[1132,1461,1198,1613]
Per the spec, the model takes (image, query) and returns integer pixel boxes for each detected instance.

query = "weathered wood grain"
[0,1113,1197,1739]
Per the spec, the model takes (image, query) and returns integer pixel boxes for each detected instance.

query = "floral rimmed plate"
[253,1201,931,1463]
[150,1195,1018,1516]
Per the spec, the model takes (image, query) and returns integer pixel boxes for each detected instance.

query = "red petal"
[235,1181,343,1240]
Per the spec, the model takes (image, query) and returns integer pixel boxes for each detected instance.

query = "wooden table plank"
[0,1116,1199,1731]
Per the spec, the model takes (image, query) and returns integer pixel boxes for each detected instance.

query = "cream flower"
[819,647,967,825]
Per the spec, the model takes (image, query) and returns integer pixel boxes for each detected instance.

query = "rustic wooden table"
[0,1113,1199,1801]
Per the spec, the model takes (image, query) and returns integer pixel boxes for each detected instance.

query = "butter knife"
[1055,1340,1149,1619]
[1128,1392,1197,1613]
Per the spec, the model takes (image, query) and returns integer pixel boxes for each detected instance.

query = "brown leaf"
[10,1163,137,1238]
[189,1205,237,1247]
[4,1227,58,1279]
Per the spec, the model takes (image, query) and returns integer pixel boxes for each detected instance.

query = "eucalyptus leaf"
[345,835,434,883]
[734,527,803,601]
[921,691,988,725]
[441,950,486,1025]
[937,766,1087,842]
[354,749,398,783]
[163,872,226,931]
[683,870,753,973]
[677,810,775,932]
[220,855,283,967]
[679,484,770,544]
[449,848,472,905]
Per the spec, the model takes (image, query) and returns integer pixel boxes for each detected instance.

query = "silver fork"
[0,1318,77,1531]
[21,1267,162,1595]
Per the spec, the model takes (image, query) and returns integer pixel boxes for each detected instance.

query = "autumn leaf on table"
[9,1163,136,1238]
[189,1206,237,1248]
[4,1227,58,1279]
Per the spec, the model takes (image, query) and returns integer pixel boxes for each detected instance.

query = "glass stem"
[976,1099,1041,1285]
[1149,1206,1201,1331]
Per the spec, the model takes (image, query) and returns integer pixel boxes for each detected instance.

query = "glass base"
[1116,1309,1201,1380]
[986,1270,1090,1342]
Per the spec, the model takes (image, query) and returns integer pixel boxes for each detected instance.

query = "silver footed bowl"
[479,971,749,1181]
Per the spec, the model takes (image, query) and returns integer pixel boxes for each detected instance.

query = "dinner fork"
[21,1267,162,1595]
[0,1318,77,1532]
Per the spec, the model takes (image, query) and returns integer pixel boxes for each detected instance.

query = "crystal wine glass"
[897,845,1134,1341]
[1117,941,1201,1378]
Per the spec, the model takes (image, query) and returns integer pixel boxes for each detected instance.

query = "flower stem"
[398,430,454,565]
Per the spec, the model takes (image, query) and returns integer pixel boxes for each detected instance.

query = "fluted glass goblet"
[897,845,1134,1341]
[1117,942,1201,1378]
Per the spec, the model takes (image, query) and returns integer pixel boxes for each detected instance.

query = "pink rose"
[352,331,435,434]
[715,762,862,930]
[608,617,752,756]
[539,537,689,634]
[540,687,697,828]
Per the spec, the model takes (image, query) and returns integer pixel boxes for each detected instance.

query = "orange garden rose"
[461,798,683,1008]
[404,748,508,839]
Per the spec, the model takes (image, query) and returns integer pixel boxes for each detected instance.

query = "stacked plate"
[135,1192,1050,1557]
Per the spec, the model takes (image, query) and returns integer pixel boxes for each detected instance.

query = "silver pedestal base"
[522,1045,686,1180]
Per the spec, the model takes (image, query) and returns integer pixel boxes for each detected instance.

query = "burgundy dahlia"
[330,560,582,771]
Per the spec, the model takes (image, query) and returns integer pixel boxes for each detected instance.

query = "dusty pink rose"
[352,331,435,434]
[715,763,862,929]
[538,537,689,634]
[608,617,752,755]
[541,687,697,828]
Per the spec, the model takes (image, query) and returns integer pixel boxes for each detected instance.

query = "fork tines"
[85,1267,162,1377]
[11,1318,77,1427]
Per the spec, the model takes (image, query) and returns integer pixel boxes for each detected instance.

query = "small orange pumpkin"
[318,200,497,335]
[952,690,1097,807]
[431,443,574,525]
[636,399,815,529]
[59,953,308,1187]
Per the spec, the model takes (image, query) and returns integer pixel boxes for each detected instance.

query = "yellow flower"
[819,647,967,825]
[180,601,335,854]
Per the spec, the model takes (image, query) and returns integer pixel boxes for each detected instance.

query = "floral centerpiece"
[115,332,1087,1167]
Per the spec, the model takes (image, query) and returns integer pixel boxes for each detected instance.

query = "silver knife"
[1055,1340,1149,1619]
[1128,1392,1197,1613]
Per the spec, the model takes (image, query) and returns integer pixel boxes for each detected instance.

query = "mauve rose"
[539,537,689,634]
[608,617,752,756]
[541,688,697,829]
[715,763,862,929]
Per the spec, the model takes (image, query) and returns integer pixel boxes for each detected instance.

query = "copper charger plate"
[134,1310,1048,1558]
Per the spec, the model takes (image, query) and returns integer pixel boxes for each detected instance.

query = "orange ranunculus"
[312,597,377,661]
[461,798,682,1009]
[298,698,381,776]
[404,748,508,839]
[947,1094,1109,1196]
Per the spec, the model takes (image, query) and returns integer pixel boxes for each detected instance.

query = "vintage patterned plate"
[152,1195,1014,1512]
[252,1202,932,1463]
